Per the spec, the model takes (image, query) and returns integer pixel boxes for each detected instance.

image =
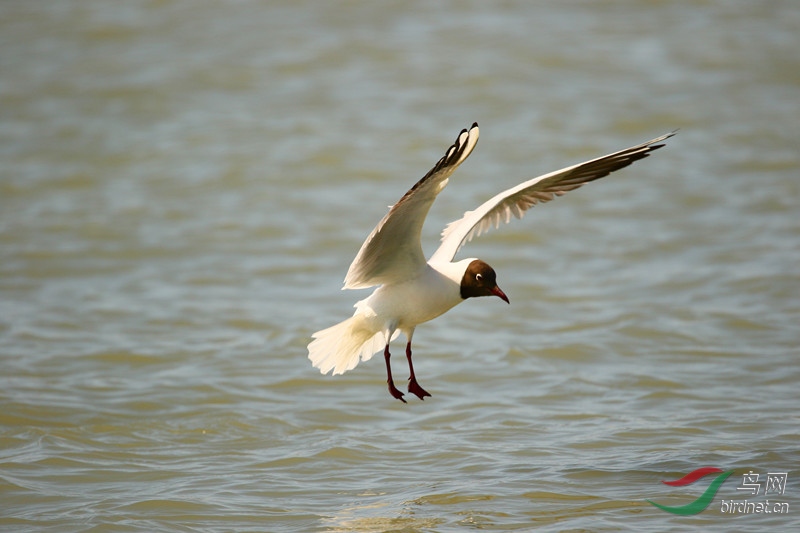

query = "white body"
[308,259,472,375]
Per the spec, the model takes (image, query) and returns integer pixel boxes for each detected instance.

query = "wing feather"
[343,123,480,289]
[430,131,675,263]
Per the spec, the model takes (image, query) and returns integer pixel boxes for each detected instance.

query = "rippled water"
[1,1,798,531]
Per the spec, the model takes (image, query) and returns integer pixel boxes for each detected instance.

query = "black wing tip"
[432,122,479,172]
[629,129,678,154]
[397,123,480,202]
[456,122,478,138]
[635,130,678,155]
[651,129,678,145]
[458,122,479,138]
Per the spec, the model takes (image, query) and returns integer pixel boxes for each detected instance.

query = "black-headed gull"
[308,123,673,402]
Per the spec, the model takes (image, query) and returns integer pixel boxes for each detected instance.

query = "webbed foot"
[408,378,431,400]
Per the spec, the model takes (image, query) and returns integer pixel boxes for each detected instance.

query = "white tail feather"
[308,316,386,375]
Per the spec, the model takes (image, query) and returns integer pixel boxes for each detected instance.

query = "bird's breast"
[364,266,463,329]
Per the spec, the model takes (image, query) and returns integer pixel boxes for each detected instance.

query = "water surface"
[1,1,798,531]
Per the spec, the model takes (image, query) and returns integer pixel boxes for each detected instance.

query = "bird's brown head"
[460,259,509,304]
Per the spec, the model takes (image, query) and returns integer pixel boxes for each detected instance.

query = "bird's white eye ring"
[476,273,483,281]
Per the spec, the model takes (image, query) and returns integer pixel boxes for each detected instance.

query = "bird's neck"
[428,258,477,286]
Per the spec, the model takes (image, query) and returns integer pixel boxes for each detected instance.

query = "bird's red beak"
[491,285,510,304]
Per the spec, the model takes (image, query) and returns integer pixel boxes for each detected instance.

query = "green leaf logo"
[647,467,734,515]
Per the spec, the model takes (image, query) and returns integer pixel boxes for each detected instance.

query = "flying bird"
[308,123,673,402]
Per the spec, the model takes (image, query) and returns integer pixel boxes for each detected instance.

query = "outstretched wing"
[430,132,675,263]
[343,123,480,289]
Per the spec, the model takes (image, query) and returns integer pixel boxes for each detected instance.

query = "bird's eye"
[476,273,483,281]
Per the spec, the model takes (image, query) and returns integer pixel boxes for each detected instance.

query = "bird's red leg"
[384,344,406,403]
[406,341,431,400]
